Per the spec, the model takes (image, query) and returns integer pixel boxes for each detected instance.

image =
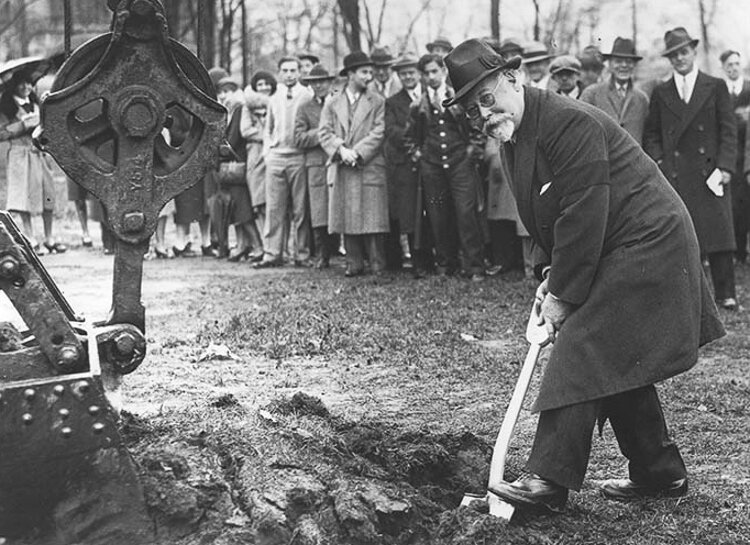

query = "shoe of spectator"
[486,264,506,276]
[344,268,364,277]
[228,247,251,262]
[599,477,687,501]
[254,259,282,269]
[718,297,738,310]
[216,246,230,259]
[201,245,217,257]
[314,257,330,269]
[44,241,68,254]
[248,252,264,263]
[173,242,196,257]
[154,246,170,259]
[295,259,314,268]
[81,236,93,248]
[470,272,485,283]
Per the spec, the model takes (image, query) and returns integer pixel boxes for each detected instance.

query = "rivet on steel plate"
[22,413,33,425]
[88,405,101,416]
[24,388,36,401]
[59,408,70,419]
[61,427,73,438]
[92,422,105,435]
[53,384,65,396]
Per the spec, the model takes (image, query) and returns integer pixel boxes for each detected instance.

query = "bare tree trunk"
[337,0,361,52]
[532,0,540,41]
[333,3,340,67]
[163,0,181,37]
[18,0,28,56]
[631,0,637,48]
[697,0,711,70]
[197,0,216,67]
[490,0,500,42]
[241,0,248,87]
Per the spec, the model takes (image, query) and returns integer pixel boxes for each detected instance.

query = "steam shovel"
[460,302,550,519]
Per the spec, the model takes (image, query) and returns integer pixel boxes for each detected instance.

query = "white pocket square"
[540,182,552,195]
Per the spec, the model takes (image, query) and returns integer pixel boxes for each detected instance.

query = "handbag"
[216,160,246,185]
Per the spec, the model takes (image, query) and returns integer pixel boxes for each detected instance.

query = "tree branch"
[375,0,387,44]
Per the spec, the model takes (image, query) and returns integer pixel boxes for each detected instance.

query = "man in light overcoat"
[644,27,738,309]
[319,52,389,276]
[580,37,650,144]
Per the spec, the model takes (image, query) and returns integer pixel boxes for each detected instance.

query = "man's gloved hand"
[534,277,576,344]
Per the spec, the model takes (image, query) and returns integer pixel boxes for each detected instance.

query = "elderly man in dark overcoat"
[720,49,750,262]
[580,37,650,144]
[319,52,389,277]
[644,28,738,309]
[443,39,724,513]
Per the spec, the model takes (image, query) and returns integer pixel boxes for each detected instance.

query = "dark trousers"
[312,226,334,264]
[525,385,686,491]
[385,219,405,270]
[732,179,750,262]
[707,251,736,300]
[488,219,523,270]
[421,158,484,275]
[344,234,385,273]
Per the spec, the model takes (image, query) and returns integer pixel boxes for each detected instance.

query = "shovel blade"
[487,491,516,520]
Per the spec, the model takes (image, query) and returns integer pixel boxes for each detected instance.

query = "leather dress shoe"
[344,268,364,277]
[254,259,282,269]
[489,472,568,513]
[718,297,738,310]
[599,477,687,501]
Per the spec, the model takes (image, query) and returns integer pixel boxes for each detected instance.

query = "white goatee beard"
[485,116,515,142]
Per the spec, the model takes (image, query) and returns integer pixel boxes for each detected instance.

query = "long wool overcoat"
[384,88,419,233]
[579,78,650,144]
[295,96,329,228]
[318,89,389,235]
[643,71,737,254]
[509,87,725,412]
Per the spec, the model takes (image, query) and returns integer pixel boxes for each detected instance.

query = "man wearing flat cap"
[644,27,738,310]
[426,36,453,58]
[319,52,389,277]
[369,46,402,98]
[580,37,650,144]
[549,55,583,100]
[443,38,724,513]
[295,65,337,268]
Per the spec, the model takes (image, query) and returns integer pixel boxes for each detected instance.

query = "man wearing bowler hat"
[443,38,724,512]
[580,37,650,144]
[644,27,738,310]
[370,46,402,98]
[295,65,337,269]
[319,52,389,277]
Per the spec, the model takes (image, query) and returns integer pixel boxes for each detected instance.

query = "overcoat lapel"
[349,91,373,140]
[333,94,350,137]
[674,72,713,141]
[661,76,685,118]
[511,87,542,239]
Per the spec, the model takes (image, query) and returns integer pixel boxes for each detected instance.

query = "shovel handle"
[487,337,543,488]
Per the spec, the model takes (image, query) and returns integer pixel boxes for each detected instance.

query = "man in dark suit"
[443,39,724,513]
[644,28,738,309]
[384,53,432,275]
[720,49,750,262]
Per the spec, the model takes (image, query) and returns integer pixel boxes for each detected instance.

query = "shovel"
[460,301,550,519]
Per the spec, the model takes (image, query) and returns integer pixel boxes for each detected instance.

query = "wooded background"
[1,0,748,86]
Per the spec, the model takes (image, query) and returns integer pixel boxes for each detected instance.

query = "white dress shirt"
[725,77,744,96]
[673,65,699,104]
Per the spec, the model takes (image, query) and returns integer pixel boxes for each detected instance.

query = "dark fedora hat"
[442,39,522,107]
[426,36,453,53]
[370,46,395,67]
[296,50,320,64]
[602,37,642,61]
[662,27,699,57]
[497,39,524,58]
[300,64,335,83]
[392,52,419,71]
[340,51,374,76]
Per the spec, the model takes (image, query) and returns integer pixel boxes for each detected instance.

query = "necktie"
[681,77,689,103]
[617,85,627,98]
[432,90,442,113]
[20,102,33,113]
[286,85,294,100]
